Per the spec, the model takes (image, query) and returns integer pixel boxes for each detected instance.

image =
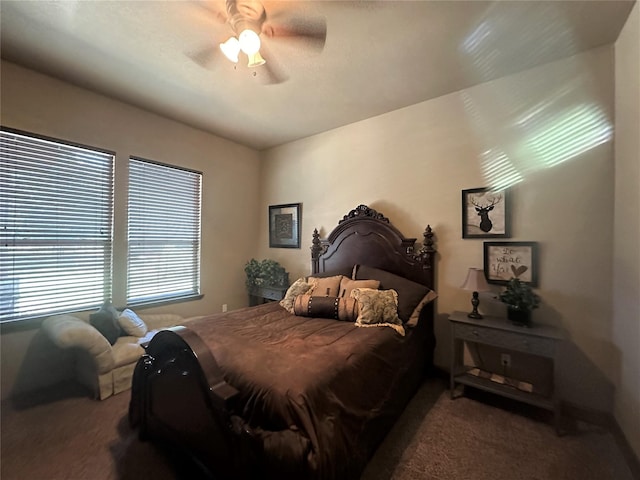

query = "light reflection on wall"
[523,104,613,168]
[462,3,576,82]
[480,148,523,190]
[459,2,613,190]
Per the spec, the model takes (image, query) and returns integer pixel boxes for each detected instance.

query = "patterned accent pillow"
[350,288,405,336]
[354,265,437,325]
[338,277,380,298]
[307,275,344,297]
[279,277,313,313]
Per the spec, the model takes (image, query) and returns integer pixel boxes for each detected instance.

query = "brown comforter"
[185,301,429,479]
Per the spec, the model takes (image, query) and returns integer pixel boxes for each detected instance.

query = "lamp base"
[468,291,483,319]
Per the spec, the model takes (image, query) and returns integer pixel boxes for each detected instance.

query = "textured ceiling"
[1,0,635,150]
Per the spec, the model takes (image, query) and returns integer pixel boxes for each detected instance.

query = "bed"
[129,204,437,479]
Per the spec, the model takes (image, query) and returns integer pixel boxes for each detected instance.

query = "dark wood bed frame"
[129,205,436,479]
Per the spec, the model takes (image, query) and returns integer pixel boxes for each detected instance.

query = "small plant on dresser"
[244,258,289,290]
[498,278,540,326]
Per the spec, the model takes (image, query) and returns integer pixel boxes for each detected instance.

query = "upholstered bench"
[42,311,188,400]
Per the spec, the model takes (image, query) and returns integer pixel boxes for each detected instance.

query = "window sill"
[0,295,205,333]
[124,294,204,311]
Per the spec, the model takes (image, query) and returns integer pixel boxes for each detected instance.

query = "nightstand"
[448,311,565,434]
[248,285,288,306]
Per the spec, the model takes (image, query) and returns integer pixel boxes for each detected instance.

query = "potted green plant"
[244,259,289,291]
[498,278,540,326]
[244,258,263,290]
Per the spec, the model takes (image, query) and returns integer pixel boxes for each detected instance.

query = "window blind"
[0,129,114,323]
[127,158,202,305]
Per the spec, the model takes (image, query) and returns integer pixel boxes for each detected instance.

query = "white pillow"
[118,309,148,337]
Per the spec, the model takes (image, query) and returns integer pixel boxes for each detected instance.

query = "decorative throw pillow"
[354,265,437,324]
[307,275,344,297]
[118,309,148,337]
[350,288,405,336]
[293,295,359,322]
[338,277,380,299]
[89,300,122,345]
[279,278,313,313]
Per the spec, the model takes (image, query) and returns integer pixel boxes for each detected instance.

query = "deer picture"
[471,194,502,233]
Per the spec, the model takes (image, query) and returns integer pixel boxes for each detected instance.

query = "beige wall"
[258,47,617,412]
[0,61,262,397]
[614,2,640,458]
[0,34,635,450]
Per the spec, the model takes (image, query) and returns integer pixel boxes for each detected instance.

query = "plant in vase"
[498,278,540,326]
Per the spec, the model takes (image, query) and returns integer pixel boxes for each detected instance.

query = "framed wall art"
[483,241,538,286]
[462,187,510,239]
[269,203,301,249]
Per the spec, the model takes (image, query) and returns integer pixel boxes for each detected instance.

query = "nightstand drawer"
[454,323,555,357]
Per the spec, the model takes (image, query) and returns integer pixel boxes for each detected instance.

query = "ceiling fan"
[189,0,327,84]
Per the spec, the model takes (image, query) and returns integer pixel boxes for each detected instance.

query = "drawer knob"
[472,330,479,336]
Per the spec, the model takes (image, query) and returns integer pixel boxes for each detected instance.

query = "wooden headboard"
[311,205,436,290]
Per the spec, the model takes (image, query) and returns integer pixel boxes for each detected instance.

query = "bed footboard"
[129,326,259,479]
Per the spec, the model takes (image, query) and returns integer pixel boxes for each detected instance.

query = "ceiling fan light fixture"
[220,36,240,63]
[238,29,261,55]
[247,51,266,67]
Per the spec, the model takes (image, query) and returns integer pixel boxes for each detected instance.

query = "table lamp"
[461,267,490,319]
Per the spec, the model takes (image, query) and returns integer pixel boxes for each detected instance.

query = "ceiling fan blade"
[256,42,289,85]
[185,43,220,70]
[191,0,228,24]
[262,16,327,51]
[259,62,289,85]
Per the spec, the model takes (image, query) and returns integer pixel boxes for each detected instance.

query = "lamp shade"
[238,29,261,55]
[220,37,240,63]
[460,268,490,292]
[247,51,266,67]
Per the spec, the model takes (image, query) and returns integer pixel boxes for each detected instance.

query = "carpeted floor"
[1,378,635,480]
[361,381,636,480]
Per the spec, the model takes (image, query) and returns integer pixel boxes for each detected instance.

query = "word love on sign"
[484,242,538,286]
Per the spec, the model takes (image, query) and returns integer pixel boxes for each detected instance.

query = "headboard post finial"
[311,228,323,274]
[413,225,436,269]
[423,225,435,251]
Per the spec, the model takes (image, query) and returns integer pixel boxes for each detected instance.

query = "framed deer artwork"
[462,187,511,239]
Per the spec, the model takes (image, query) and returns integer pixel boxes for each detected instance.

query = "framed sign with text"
[483,241,538,286]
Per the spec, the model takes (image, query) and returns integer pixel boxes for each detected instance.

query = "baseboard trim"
[610,419,640,480]
[562,401,612,427]
[563,401,640,479]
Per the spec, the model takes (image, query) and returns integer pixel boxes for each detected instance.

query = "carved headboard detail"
[311,205,436,289]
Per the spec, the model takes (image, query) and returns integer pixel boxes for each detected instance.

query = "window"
[0,128,114,323]
[127,158,202,305]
